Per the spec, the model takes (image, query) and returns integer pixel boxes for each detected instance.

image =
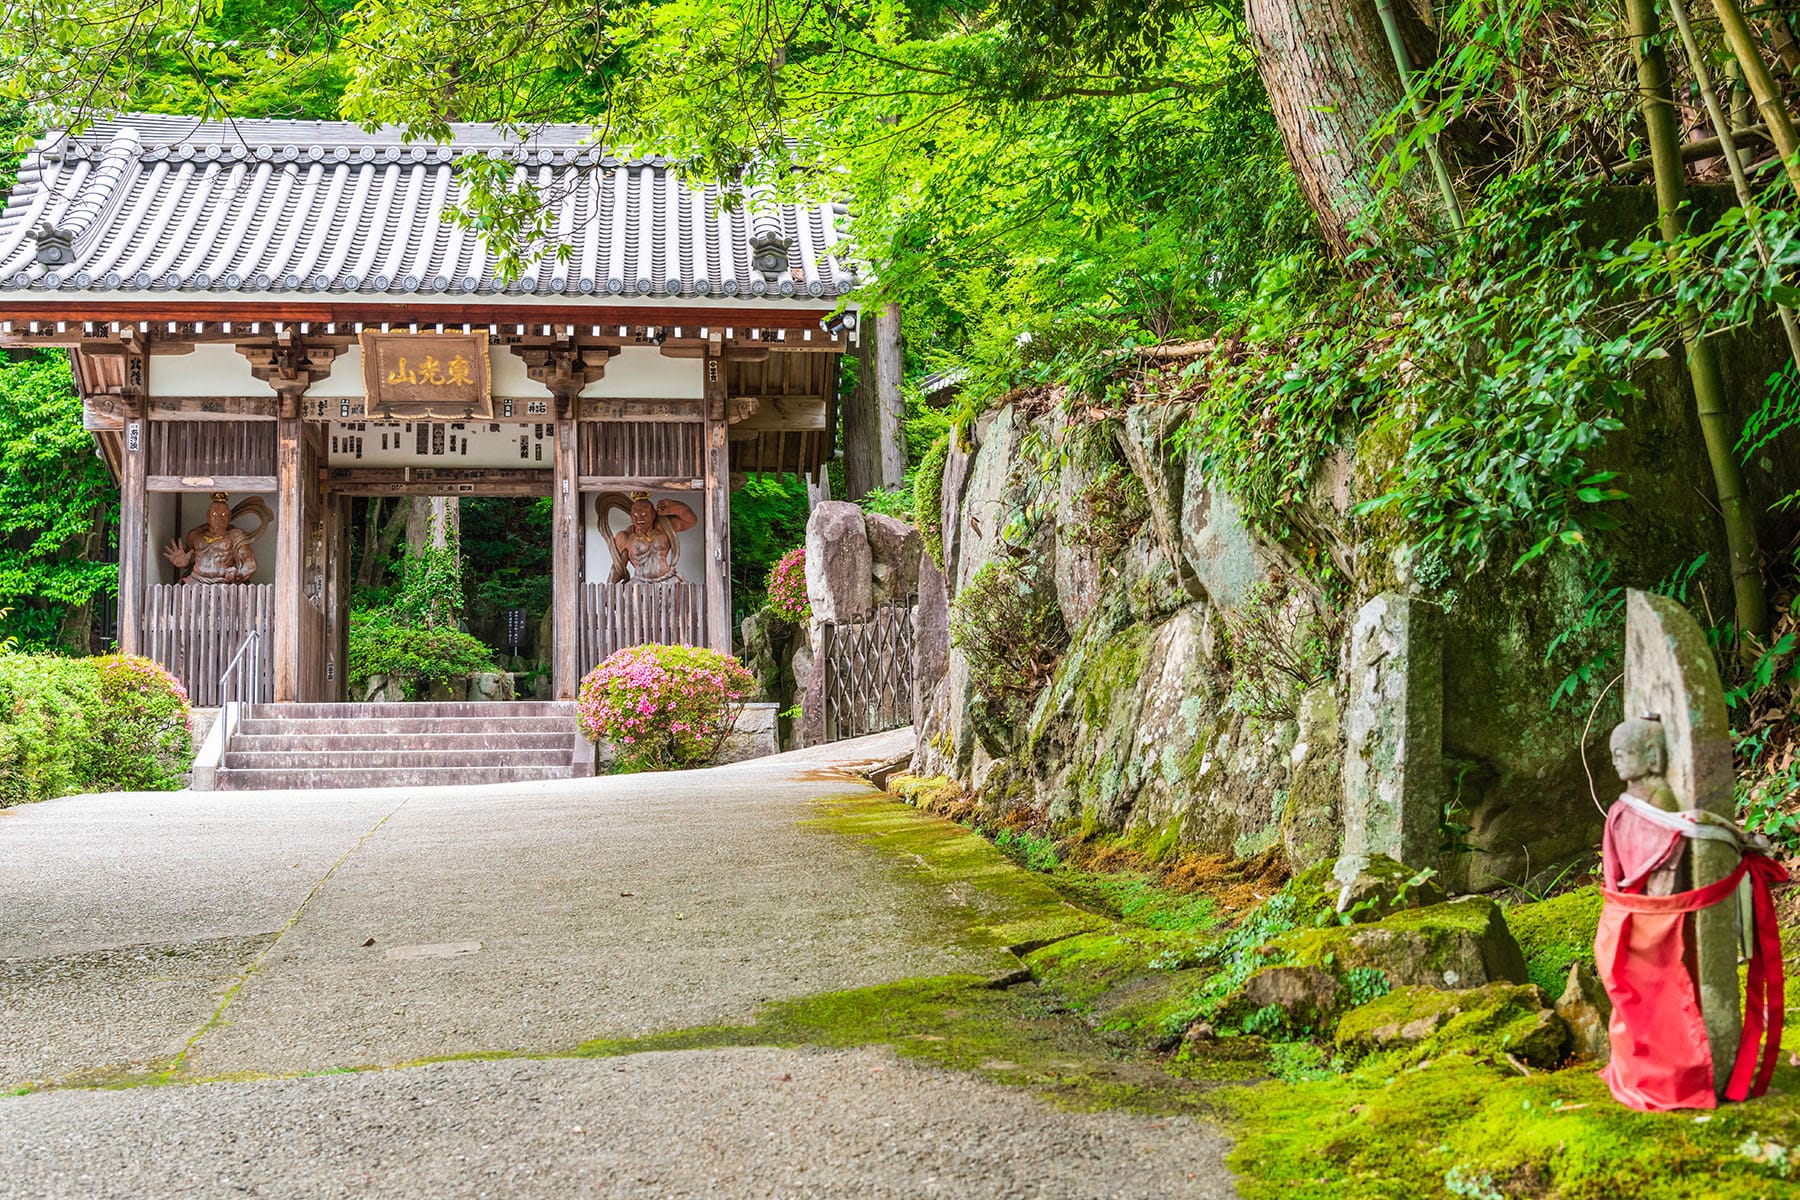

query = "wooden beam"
[117,411,147,655]
[577,399,705,423]
[148,474,278,493]
[728,395,828,432]
[577,475,703,492]
[145,397,279,420]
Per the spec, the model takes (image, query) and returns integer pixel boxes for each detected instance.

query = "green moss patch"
[573,974,1254,1112]
[1505,886,1603,995]
[1217,1056,1800,1199]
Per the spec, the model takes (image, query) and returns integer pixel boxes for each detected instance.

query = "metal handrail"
[216,629,262,749]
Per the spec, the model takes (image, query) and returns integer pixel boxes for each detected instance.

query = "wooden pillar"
[325,494,351,701]
[552,397,581,698]
[704,353,732,655]
[272,402,303,703]
[117,403,147,656]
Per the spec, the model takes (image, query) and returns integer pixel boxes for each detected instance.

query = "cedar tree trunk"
[1246,0,1442,263]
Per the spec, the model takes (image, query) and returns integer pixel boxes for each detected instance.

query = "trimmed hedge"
[0,654,195,805]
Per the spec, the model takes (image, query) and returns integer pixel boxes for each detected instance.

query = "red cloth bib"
[1595,801,1788,1111]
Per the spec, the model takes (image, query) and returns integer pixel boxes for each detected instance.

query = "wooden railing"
[578,580,706,675]
[142,583,274,706]
[819,601,915,741]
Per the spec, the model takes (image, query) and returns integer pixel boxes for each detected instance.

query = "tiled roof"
[0,116,855,304]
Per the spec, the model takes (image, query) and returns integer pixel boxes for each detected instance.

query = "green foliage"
[1217,579,1335,725]
[0,653,192,805]
[459,497,552,646]
[730,475,810,616]
[0,353,115,652]
[858,487,914,522]
[346,611,497,698]
[390,514,465,627]
[949,559,1068,726]
[914,435,951,569]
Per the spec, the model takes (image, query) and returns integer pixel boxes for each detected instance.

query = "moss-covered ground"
[801,792,1800,1199]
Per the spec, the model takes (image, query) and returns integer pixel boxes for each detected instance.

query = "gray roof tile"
[0,116,855,303]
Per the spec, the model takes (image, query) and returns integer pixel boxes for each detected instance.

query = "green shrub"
[347,610,498,698]
[949,559,1068,726]
[0,654,193,805]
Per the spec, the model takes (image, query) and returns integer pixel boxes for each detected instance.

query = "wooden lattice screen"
[578,580,706,675]
[148,421,277,476]
[580,421,705,480]
[820,601,916,741]
[142,583,274,705]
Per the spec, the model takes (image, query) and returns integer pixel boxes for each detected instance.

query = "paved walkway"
[0,733,1234,1199]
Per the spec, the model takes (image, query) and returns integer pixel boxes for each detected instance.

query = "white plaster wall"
[584,490,708,584]
[148,344,277,397]
[581,348,703,399]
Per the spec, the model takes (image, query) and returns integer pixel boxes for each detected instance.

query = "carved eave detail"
[516,344,615,416]
[238,339,344,414]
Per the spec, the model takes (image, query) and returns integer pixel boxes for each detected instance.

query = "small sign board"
[360,331,493,419]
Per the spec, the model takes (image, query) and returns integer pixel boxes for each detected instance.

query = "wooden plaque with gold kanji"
[359,331,493,419]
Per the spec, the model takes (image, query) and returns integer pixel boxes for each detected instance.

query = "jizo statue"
[597,491,698,584]
[1595,590,1788,1112]
[162,492,273,585]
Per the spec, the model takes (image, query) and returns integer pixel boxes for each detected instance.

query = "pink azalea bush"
[765,545,811,624]
[577,643,757,772]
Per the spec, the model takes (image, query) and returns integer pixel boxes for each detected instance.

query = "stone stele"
[1622,588,1739,1095]
[1337,592,1443,891]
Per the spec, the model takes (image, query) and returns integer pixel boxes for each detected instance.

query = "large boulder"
[805,500,872,622]
[863,512,922,606]
[1333,982,1570,1069]
[1279,896,1529,991]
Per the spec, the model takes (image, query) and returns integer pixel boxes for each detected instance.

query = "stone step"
[229,732,574,754]
[246,702,572,720]
[216,764,571,790]
[236,716,572,738]
[224,748,571,771]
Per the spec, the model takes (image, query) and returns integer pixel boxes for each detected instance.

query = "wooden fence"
[142,583,274,706]
[820,601,915,741]
[578,581,706,676]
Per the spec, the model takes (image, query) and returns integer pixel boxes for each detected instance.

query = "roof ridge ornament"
[31,222,73,266]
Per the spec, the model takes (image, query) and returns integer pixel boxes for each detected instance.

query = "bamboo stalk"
[1630,0,1770,639]
[1373,0,1467,234]
[1710,0,1800,196]
[1670,0,1800,371]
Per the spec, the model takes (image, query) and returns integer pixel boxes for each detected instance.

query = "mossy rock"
[1334,982,1569,1069]
[1505,886,1603,996]
[1276,896,1529,991]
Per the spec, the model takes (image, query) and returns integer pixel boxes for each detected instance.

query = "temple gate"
[0,116,856,706]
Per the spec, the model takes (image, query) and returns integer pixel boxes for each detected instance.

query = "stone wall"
[910,338,1800,891]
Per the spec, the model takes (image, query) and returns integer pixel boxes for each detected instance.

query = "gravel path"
[0,732,1236,1198]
